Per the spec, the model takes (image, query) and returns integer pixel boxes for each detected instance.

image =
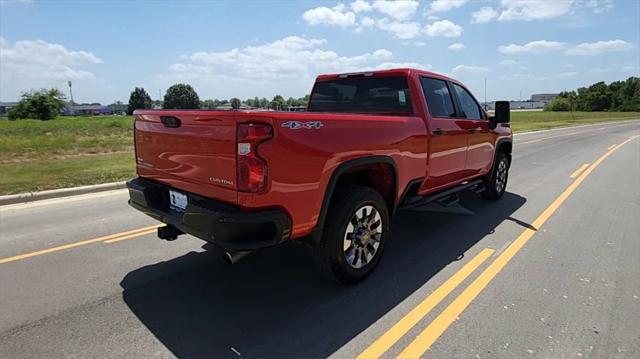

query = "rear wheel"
[313,186,389,284]
[482,152,509,200]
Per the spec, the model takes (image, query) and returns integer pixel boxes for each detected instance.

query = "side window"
[420,77,456,118]
[452,84,482,119]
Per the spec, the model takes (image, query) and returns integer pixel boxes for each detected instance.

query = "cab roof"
[315,68,454,82]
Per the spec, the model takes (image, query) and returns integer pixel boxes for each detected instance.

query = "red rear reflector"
[237,123,272,142]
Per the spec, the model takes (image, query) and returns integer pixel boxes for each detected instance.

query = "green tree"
[230,98,241,109]
[201,99,216,109]
[127,87,152,115]
[546,77,640,112]
[8,88,66,120]
[270,95,285,110]
[163,84,200,109]
[259,97,269,108]
[544,97,571,111]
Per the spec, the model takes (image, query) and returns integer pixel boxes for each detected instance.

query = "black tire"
[482,152,509,200]
[313,185,389,285]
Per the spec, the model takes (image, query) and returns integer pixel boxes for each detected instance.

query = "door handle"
[432,128,445,136]
[468,127,481,133]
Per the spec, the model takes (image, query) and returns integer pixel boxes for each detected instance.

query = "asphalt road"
[1,120,639,358]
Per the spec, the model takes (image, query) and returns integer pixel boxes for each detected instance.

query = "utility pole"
[484,78,487,110]
[68,81,74,115]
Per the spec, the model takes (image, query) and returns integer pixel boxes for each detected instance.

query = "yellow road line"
[607,144,617,150]
[569,163,589,179]
[103,229,158,243]
[397,134,640,358]
[0,225,161,264]
[357,248,495,359]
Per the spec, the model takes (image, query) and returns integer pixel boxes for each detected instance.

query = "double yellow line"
[0,224,161,264]
[359,135,639,358]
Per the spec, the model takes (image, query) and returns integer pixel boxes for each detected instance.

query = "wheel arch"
[309,156,398,243]
[495,138,513,165]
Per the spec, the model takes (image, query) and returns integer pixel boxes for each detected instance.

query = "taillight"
[237,123,272,192]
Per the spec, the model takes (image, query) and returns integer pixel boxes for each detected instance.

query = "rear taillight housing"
[236,123,272,192]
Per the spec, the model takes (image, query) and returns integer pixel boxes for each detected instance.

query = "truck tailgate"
[134,111,238,205]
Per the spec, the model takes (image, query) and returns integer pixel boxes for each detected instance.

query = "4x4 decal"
[281,121,324,129]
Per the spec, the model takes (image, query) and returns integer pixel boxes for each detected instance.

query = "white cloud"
[428,0,468,13]
[448,43,465,51]
[556,71,578,77]
[0,38,102,81]
[621,64,640,73]
[424,20,463,37]
[585,0,613,14]
[302,4,356,27]
[452,64,489,74]
[377,19,421,39]
[374,62,431,71]
[498,0,575,21]
[471,7,498,24]
[0,0,33,3]
[351,0,372,13]
[372,49,393,60]
[565,39,633,55]
[154,36,420,99]
[588,67,611,73]
[499,59,520,66]
[360,16,376,27]
[0,37,104,101]
[372,0,419,21]
[498,40,566,54]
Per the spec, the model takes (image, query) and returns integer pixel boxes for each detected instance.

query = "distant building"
[483,101,546,110]
[105,103,128,115]
[483,93,559,111]
[0,102,18,116]
[214,104,256,110]
[287,106,306,112]
[64,104,102,116]
[531,93,559,104]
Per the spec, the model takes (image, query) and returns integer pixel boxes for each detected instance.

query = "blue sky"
[1,0,638,104]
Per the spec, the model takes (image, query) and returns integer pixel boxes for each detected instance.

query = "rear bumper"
[127,177,291,251]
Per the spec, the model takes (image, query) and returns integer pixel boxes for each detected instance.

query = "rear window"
[307,76,413,114]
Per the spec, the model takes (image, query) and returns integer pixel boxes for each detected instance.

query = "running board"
[401,179,484,209]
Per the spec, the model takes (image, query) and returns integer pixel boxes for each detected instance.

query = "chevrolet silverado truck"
[127,68,512,284]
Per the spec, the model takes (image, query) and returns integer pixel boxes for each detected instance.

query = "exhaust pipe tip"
[224,250,251,264]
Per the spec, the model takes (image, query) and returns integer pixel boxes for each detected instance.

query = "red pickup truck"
[127,68,512,284]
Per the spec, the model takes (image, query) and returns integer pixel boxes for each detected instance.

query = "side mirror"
[489,101,510,129]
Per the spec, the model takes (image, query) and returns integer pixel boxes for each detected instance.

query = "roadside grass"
[510,111,640,132]
[0,152,135,194]
[0,115,133,163]
[0,112,638,195]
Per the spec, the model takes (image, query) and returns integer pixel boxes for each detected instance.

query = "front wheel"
[482,152,509,200]
[313,185,389,284]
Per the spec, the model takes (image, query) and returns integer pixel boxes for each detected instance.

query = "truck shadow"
[120,192,526,358]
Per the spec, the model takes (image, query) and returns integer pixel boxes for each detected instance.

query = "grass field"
[508,111,640,132]
[1,112,639,195]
